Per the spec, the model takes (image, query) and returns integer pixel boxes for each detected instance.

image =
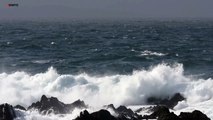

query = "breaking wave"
[15,108,84,120]
[0,63,213,119]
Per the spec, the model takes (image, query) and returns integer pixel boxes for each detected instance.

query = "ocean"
[0,20,213,119]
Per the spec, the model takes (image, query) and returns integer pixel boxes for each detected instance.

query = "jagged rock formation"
[179,110,210,120]
[67,99,87,109]
[76,110,117,120]
[135,106,155,114]
[0,95,210,120]
[14,105,26,111]
[147,93,185,108]
[76,105,210,120]
[142,106,178,120]
[117,105,135,116]
[141,106,210,120]
[0,103,16,120]
[105,104,141,119]
[28,95,87,114]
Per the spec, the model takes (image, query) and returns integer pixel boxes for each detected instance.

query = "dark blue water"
[0,20,213,78]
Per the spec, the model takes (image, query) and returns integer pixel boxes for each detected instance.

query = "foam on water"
[15,108,85,120]
[140,50,167,56]
[0,63,213,119]
[32,60,51,64]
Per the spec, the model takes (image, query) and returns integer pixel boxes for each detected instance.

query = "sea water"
[0,20,213,119]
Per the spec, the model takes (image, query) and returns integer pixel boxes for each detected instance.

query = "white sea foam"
[15,108,85,120]
[0,63,213,119]
[140,50,167,56]
[32,60,50,64]
[128,105,156,115]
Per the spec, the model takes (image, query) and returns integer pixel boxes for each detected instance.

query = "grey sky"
[1,0,213,20]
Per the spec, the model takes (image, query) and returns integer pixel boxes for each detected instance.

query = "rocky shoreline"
[0,94,211,120]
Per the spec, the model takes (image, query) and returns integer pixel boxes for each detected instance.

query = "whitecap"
[140,50,167,56]
[7,41,12,45]
[32,60,50,64]
[51,42,56,45]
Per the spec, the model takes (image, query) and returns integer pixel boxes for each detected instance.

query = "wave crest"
[1,63,213,119]
[0,63,189,106]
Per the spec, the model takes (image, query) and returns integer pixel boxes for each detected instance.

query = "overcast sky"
[1,0,213,20]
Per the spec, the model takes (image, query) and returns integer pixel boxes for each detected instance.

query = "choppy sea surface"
[0,20,213,119]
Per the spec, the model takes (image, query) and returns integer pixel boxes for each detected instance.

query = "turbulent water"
[0,20,213,119]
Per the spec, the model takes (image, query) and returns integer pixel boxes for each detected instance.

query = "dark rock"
[41,95,48,102]
[104,104,141,119]
[147,93,185,108]
[158,112,180,120]
[91,110,117,120]
[28,95,67,114]
[142,106,179,120]
[67,99,87,109]
[76,109,117,120]
[135,107,143,113]
[104,104,116,111]
[76,106,141,120]
[1,95,211,120]
[14,105,26,111]
[77,110,90,120]
[179,110,210,120]
[168,93,185,108]
[75,104,211,120]
[0,103,16,120]
[141,105,211,120]
[135,106,156,113]
[117,105,142,119]
[28,95,87,114]
[80,110,90,116]
[149,106,170,118]
[117,105,135,117]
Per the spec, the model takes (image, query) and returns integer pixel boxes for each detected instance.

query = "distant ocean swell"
[1,63,213,119]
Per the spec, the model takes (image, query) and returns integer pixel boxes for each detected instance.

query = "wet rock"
[28,95,67,114]
[104,104,116,111]
[141,105,210,120]
[168,93,185,108]
[76,109,117,120]
[105,104,141,119]
[149,106,170,118]
[179,110,210,120]
[91,110,117,120]
[67,99,87,110]
[135,106,156,113]
[142,106,179,120]
[0,103,16,120]
[158,112,180,120]
[14,105,26,111]
[28,95,87,114]
[117,105,135,117]
[147,93,185,108]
